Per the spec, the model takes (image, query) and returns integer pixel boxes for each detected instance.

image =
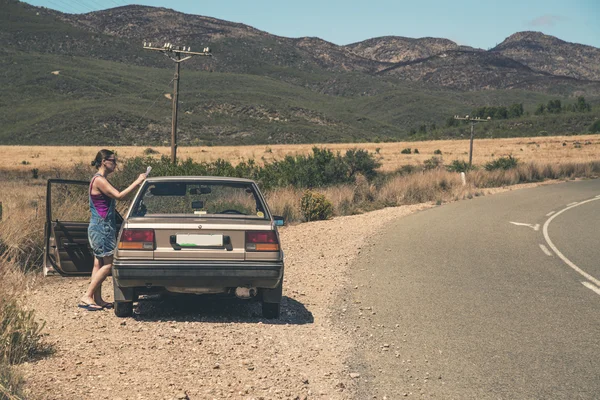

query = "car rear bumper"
[113,259,284,289]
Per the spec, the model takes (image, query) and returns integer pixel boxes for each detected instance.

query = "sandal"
[78,302,103,311]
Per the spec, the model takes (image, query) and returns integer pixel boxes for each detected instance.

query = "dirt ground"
[16,181,557,400]
[18,202,432,400]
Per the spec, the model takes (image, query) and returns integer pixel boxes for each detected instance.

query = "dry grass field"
[1,134,599,173]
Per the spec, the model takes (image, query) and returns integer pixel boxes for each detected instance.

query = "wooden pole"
[469,122,474,167]
[142,43,212,165]
[171,53,181,164]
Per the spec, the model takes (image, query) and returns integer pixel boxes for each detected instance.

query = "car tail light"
[246,231,279,252]
[118,229,155,250]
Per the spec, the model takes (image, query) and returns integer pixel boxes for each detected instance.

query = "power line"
[143,42,212,164]
[453,115,491,167]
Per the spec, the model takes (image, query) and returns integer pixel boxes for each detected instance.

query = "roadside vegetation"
[0,259,51,400]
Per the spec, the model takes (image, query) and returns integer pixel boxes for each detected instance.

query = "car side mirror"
[273,216,285,226]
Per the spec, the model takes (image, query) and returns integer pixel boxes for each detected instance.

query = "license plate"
[176,234,223,247]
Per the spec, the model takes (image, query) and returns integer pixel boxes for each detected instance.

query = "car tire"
[114,301,133,318]
[262,302,280,319]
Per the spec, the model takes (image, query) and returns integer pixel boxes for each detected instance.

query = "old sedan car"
[44,176,285,318]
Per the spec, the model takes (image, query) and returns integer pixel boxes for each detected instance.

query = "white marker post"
[460,172,466,186]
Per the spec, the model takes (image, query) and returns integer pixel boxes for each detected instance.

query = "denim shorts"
[88,218,116,258]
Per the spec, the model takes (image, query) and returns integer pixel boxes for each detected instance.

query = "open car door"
[44,179,123,276]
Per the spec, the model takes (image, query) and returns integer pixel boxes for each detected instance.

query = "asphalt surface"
[345,179,600,399]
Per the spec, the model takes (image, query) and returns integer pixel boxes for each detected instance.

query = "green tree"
[534,104,545,115]
[575,96,591,112]
[494,106,508,119]
[508,103,524,118]
[546,99,562,114]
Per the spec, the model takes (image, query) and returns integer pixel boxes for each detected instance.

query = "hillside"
[377,50,600,95]
[0,0,599,145]
[345,36,479,63]
[493,32,600,81]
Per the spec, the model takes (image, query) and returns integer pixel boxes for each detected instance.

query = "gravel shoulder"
[17,181,558,400]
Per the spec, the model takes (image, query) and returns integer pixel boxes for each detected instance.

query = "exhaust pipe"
[235,287,257,299]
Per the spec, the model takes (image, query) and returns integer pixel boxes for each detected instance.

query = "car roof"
[146,176,257,184]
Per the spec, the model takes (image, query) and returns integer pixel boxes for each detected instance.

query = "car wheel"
[262,302,280,319]
[114,301,133,318]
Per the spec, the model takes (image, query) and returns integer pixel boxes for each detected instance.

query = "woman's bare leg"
[81,257,103,306]
[82,256,112,307]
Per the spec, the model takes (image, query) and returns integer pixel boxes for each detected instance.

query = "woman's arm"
[95,174,147,201]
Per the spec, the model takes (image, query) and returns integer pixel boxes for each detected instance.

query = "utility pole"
[143,42,212,164]
[453,115,491,167]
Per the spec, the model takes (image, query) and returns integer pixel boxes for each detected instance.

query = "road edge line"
[542,197,600,288]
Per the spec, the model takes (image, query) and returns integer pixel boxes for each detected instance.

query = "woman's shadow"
[132,294,314,325]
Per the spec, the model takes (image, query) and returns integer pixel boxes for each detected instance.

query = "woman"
[79,149,147,311]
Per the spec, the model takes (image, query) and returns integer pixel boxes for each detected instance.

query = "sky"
[24,0,600,49]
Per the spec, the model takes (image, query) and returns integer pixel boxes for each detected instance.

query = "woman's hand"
[136,173,147,185]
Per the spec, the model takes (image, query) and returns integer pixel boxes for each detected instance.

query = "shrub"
[0,264,52,399]
[434,149,442,155]
[119,147,381,190]
[447,160,472,173]
[31,168,39,179]
[343,148,380,181]
[396,164,417,175]
[414,148,419,154]
[424,156,443,170]
[143,147,159,155]
[485,155,519,171]
[401,148,411,154]
[590,120,600,133]
[0,297,46,364]
[300,190,333,222]
[20,161,29,165]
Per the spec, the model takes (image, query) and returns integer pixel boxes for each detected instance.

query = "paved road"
[346,180,600,399]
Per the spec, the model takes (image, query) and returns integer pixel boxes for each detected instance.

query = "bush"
[0,265,52,399]
[401,148,411,154]
[485,155,519,171]
[300,190,333,222]
[434,149,442,155]
[31,168,39,179]
[118,147,381,190]
[424,156,443,170]
[447,160,472,173]
[414,148,419,154]
[143,147,159,155]
[396,164,417,175]
[590,120,600,133]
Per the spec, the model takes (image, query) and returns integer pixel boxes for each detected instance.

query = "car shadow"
[132,295,314,325]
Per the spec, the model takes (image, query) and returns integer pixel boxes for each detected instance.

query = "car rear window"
[130,181,269,219]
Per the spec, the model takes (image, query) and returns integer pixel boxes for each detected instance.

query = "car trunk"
[123,217,276,261]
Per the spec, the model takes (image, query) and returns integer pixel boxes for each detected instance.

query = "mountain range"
[1,0,599,145]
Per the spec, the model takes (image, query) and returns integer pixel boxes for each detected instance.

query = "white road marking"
[545,211,555,217]
[567,202,578,207]
[596,195,600,198]
[543,197,600,288]
[539,244,553,256]
[582,282,600,296]
[509,222,540,231]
